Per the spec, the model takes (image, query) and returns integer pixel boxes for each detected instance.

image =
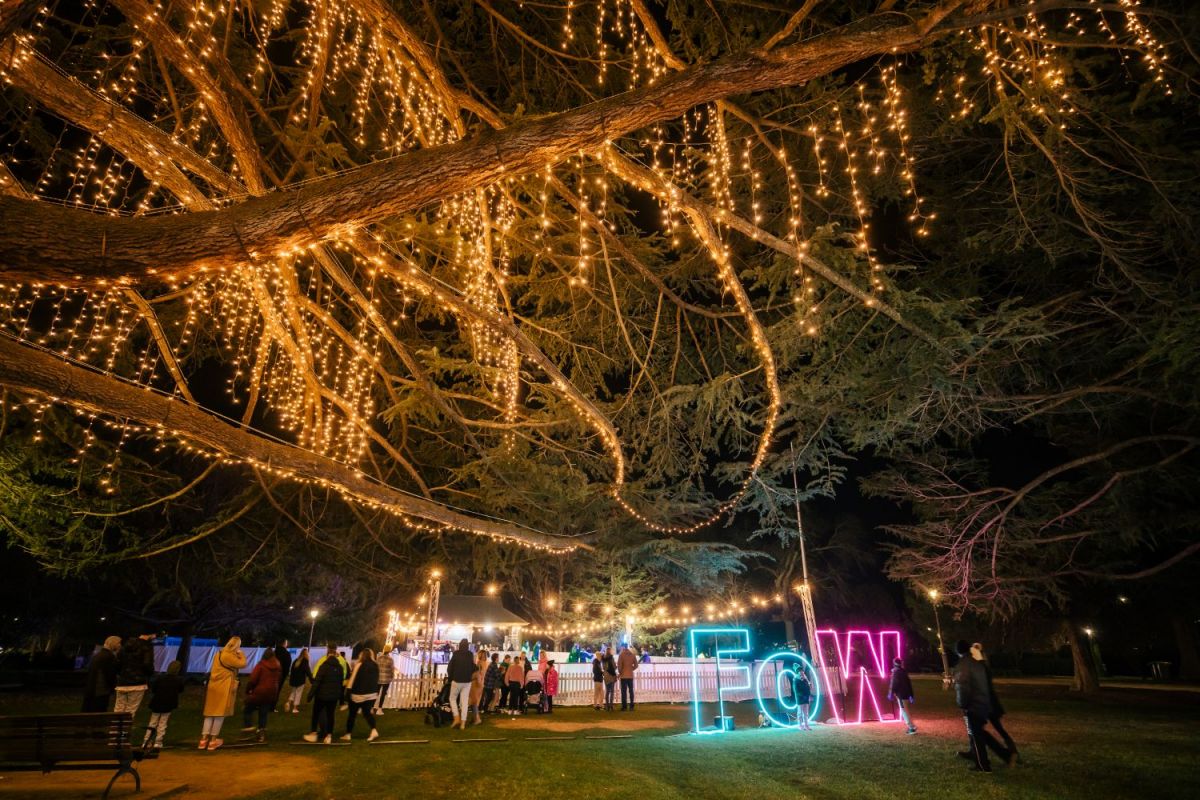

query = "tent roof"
[434,595,528,627]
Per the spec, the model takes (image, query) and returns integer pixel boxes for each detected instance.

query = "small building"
[431,595,529,650]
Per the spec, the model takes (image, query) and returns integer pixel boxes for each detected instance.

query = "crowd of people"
[80,630,1020,769]
[80,633,650,750]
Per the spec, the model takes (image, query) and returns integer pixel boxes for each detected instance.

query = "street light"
[486,583,498,596]
[307,608,320,648]
[927,589,951,689]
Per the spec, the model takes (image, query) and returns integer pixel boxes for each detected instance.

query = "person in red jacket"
[241,650,282,742]
[543,661,559,714]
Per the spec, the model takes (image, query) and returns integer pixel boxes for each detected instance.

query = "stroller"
[424,676,455,727]
[524,679,544,713]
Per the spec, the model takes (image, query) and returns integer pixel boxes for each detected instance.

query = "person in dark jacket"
[114,632,157,716]
[285,647,313,713]
[953,640,1012,772]
[971,642,1019,760]
[82,636,121,712]
[272,641,292,711]
[497,654,512,711]
[446,639,477,730]
[482,652,501,713]
[242,650,282,741]
[303,646,344,743]
[602,647,618,711]
[887,657,917,735]
[143,660,184,748]
[792,668,813,730]
[342,648,380,741]
[591,650,604,710]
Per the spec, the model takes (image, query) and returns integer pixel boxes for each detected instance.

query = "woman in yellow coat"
[199,637,246,751]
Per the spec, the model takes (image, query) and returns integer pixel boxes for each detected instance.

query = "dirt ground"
[0,750,324,799]
[488,716,677,733]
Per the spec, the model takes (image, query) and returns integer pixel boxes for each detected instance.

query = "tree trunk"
[1065,620,1100,694]
[1170,613,1200,681]
[177,623,195,675]
[0,13,949,285]
[0,335,580,551]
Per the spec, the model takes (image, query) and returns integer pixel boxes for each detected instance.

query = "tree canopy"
[0,0,1196,641]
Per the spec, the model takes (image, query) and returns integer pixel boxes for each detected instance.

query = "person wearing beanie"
[953,639,1012,772]
[887,657,917,735]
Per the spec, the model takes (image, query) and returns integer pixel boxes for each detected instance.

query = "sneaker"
[338,704,348,712]
[907,728,918,735]
[292,709,300,714]
[197,737,209,750]
[376,710,384,716]
[240,725,256,733]
[206,738,223,751]
[255,730,266,743]
[323,735,332,745]
[339,733,352,741]
[368,729,379,742]
[302,732,318,743]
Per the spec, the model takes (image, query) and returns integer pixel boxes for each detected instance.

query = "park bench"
[0,712,159,798]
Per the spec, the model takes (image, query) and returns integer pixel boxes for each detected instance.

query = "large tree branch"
[0,334,581,552]
[0,13,942,286]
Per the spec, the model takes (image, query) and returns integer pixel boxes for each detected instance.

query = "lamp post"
[928,589,951,689]
[307,608,320,648]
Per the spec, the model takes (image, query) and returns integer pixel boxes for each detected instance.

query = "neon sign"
[688,628,751,735]
[754,651,821,728]
[687,626,902,733]
[815,629,903,724]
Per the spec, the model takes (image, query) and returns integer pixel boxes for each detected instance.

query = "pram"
[524,679,544,713]
[424,676,455,727]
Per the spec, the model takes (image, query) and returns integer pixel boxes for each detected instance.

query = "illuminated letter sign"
[815,629,903,724]
[754,651,822,729]
[688,627,750,734]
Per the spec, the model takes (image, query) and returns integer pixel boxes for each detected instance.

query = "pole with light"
[927,589,951,689]
[307,608,320,648]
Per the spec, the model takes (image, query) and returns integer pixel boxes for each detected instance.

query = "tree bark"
[1170,612,1200,681]
[0,15,938,286]
[1064,619,1100,694]
[0,335,581,552]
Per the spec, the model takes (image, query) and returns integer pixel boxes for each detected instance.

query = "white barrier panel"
[153,645,353,675]
[381,659,790,710]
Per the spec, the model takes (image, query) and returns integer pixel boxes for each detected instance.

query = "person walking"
[617,644,638,711]
[591,649,604,710]
[887,657,918,735]
[272,641,292,712]
[602,646,618,711]
[446,639,476,730]
[544,660,559,714]
[285,647,312,713]
[374,648,395,715]
[505,654,525,715]
[143,660,184,748]
[498,654,513,711]
[972,642,1019,761]
[303,646,345,744]
[342,647,380,741]
[82,636,121,712]
[954,639,1012,772]
[482,652,501,713]
[241,649,282,742]
[114,632,157,716]
[199,636,247,751]
[469,649,488,725]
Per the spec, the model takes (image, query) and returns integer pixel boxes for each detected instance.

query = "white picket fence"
[381,659,802,710]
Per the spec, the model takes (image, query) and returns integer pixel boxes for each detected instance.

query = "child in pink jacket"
[543,661,559,713]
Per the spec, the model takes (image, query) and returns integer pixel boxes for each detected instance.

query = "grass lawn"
[1,682,1197,799]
